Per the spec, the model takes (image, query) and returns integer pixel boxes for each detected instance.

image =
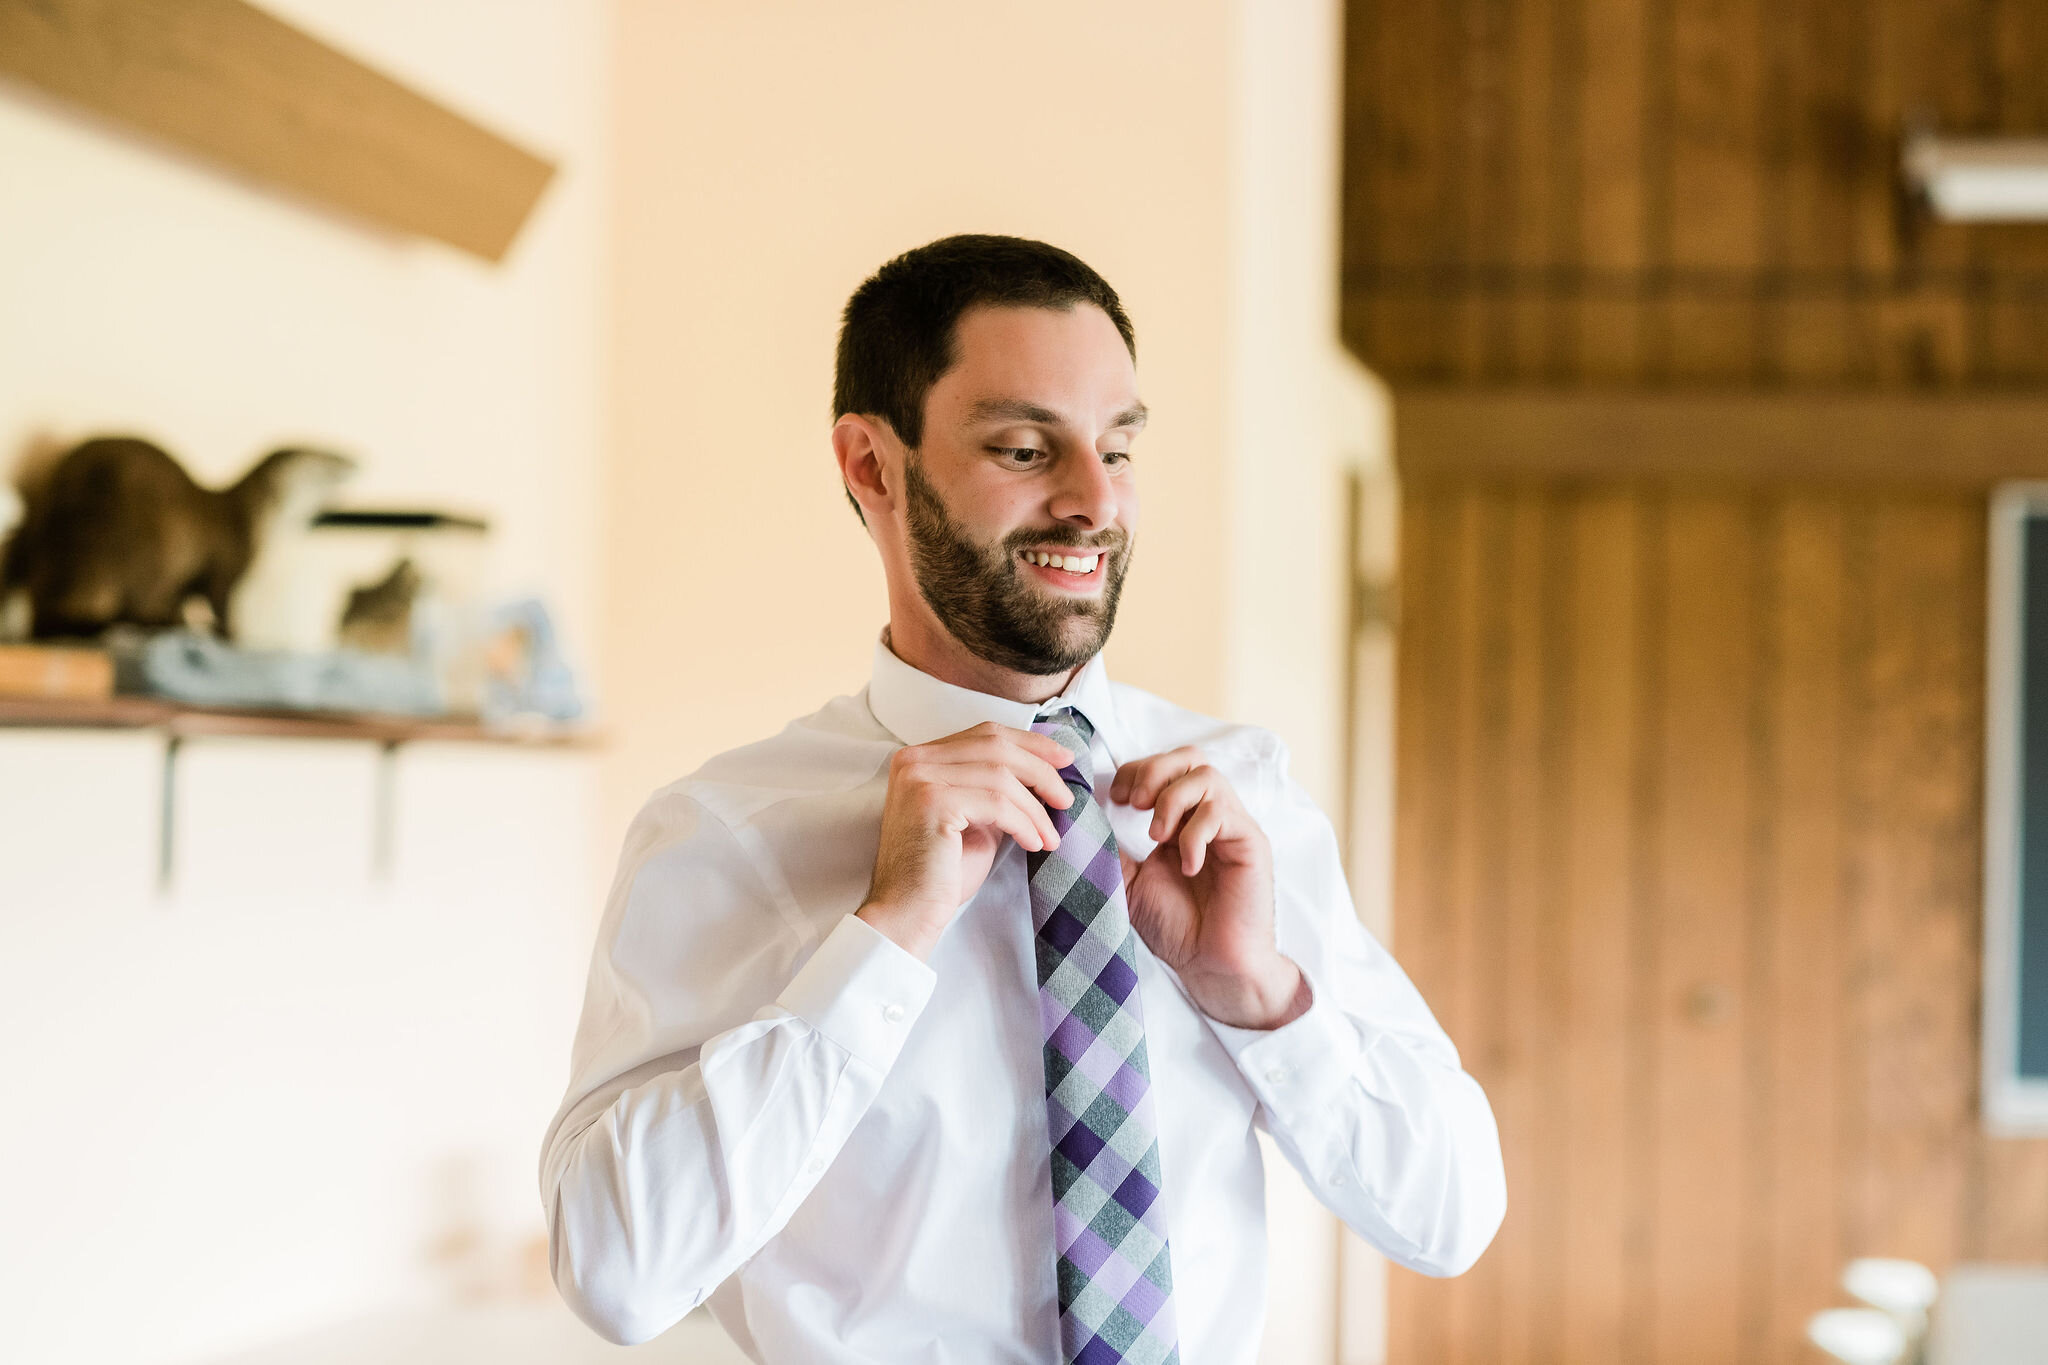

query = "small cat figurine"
[0,435,354,641]
[338,557,423,655]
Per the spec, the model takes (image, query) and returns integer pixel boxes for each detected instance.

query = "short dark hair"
[833,234,1136,520]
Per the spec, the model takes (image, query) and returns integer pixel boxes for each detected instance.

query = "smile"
[1018,547,1105,585]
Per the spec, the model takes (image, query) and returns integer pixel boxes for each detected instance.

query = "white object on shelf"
[1844,1256,1941,1343]
[1808,1308,1909,1365]
[1844,1257,1940,1316]
[1905,131,2048,222]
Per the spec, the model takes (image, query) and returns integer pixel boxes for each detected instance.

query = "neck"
[882,616,1087,705]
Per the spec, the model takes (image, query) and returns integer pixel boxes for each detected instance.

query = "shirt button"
[882,1002,905,1023]
[1329,1173,1348,1188]
[806,1157,825,1176]
[1265,1064,1293,1086]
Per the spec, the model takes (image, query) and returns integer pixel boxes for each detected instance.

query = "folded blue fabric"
[117,629,445,716]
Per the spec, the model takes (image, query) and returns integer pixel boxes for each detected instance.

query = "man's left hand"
[1106,748,1310,1030]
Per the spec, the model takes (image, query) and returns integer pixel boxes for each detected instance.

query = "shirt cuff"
[775,912,938,1073]
[1205,968,1363,1128]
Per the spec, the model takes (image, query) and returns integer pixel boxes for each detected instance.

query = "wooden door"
[1387,480,2048,1364]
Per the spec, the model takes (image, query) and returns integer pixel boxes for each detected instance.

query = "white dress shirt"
[539,640,1505,1362]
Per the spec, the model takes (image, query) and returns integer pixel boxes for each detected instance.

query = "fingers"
[894,724,1075,810]
[949,784,1061,854]
[985,766,1062,851]
[959,720,1080,777]
[937,724,1081,810]
[891,754,1063,851]
[1173,797,1228,876]
[1145,766,1215,839]
[1109,746,1206,809]
[1013,724,1082,771]
[1143,766,1243,876]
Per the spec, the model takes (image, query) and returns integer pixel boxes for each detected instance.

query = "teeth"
[1026,551,1101,573]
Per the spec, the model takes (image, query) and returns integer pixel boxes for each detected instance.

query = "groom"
[541,234,1504,1363]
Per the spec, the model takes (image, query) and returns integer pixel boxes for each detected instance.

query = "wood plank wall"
[1390,478,2048,1364]
[1342,0,2048,386]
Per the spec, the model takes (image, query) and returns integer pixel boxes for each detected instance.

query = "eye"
[991,446,1049,467]
[1102,450,1132,467]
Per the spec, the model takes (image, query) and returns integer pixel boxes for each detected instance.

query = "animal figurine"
[0,436,355,641]
[337,557,422,655]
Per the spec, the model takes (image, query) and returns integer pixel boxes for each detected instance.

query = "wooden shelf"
[0,695,598,748]
[0,0,556,262]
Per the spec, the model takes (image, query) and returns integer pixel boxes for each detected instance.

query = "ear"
[832,414,900,524]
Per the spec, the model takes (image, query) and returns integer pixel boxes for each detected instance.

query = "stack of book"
[0,644,114,701]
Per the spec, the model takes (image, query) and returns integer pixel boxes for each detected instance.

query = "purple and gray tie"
[1028,707,1180,1365]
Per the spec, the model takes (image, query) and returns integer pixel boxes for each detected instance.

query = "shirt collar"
[866,633,1127,764]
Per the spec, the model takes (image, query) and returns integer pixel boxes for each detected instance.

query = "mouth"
[1016,546,1108,591]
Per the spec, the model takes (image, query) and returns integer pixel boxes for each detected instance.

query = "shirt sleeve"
[1202,740,1507,1278]
[537,788,936,1344]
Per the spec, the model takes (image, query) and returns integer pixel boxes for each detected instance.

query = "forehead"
[932,304,1138,418]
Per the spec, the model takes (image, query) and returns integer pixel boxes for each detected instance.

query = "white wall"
[0,734,609,1363]
[0,4,617,1362]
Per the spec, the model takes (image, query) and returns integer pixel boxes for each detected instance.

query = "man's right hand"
[855,721,1075,961]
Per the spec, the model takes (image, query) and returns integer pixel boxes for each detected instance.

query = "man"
[540,235,1504,1363]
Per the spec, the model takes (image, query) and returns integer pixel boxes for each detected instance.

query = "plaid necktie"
[1028,707,1180,1365]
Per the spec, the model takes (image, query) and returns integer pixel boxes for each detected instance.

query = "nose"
[1047,449,1119,531]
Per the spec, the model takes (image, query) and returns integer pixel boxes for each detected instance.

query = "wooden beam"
[1396,390,2048,485]
[0,0,556,263]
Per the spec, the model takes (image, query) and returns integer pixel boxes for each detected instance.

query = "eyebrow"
[966,397,1150,431]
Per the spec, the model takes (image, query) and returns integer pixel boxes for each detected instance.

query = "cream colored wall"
[603,0,1234,841]
[1226,3,1394,1361]
[0,4,617,1362]
[606,2,1392,1359]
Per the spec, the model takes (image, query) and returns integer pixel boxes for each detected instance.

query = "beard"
[902,453,1132,677]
